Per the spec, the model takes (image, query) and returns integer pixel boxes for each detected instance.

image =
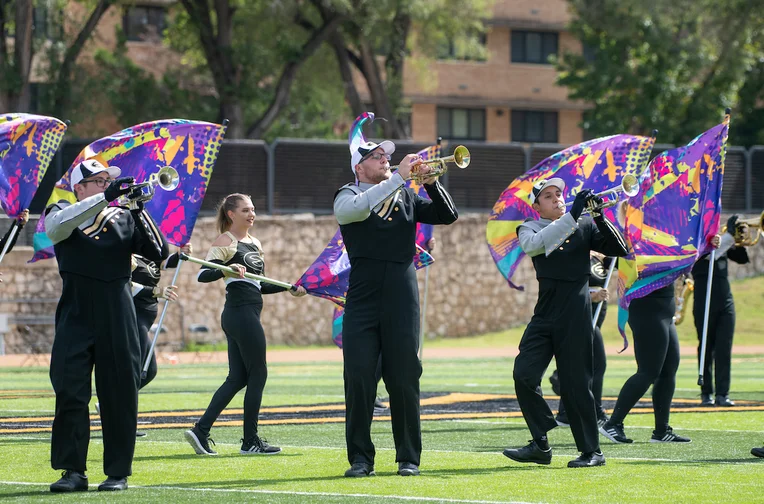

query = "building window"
[511,31,558,64]
[123,5,167,42]
[511,110,558,143]
[437,108,485,141]
[582,43,597,64]
[437,33,488,61]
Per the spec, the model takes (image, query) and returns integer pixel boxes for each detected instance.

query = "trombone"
[121,166,180,204]
[720,210,764,247]
[565,174,640,215]
[393,145,471,183]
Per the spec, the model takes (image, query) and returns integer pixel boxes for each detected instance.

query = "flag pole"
[592,258,616,329]
[698,250,716,386]
[0,221,19,267]
[142,259,184,378]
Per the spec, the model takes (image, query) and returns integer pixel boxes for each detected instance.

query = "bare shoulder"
[211,233,234,247]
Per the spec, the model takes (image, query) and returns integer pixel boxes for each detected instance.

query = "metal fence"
[25,138,764,216]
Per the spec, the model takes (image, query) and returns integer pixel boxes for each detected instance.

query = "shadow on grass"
[626,457,763,466]
[133,452,303,462]
[0,437,50,445]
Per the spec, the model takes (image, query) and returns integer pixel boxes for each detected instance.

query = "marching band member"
[46,160,169,492]
[503,178,627,468]
[692,215,749,407]
[184,193,306,456]
[335,137,457,478]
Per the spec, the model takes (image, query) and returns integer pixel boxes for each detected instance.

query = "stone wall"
[1,214,763,353]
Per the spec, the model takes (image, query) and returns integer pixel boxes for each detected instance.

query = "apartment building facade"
[406,0,585,145]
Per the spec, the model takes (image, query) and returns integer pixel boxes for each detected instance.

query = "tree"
[556,0,764,145]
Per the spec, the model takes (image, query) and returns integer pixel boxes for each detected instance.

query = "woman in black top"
[184,193,305,456]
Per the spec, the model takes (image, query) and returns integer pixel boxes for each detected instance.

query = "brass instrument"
[720,211,764,247]
[565,174,640,214]
[673,277,694,325]
[394,145,471,183]
[122,166,180,204]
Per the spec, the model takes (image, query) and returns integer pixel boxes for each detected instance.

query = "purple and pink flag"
[486,134,655,290]
[0,114,67,218]
[616,117,729,344]
[31,119,226,261]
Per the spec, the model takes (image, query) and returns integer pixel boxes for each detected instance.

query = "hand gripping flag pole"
[697,249,716,386]
[592,258,617,329]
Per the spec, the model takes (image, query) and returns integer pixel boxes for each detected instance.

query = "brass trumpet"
[394,145,471,183]
[673,276,694,325]
[720,210,764,247]
[122,166,180,204]
[565,174,640,214]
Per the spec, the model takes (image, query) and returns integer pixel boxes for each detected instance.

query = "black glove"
[726,214,738,236]
[570,189,594,220]
[103,177,135,202]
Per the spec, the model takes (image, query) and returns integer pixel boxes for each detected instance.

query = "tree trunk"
[0,0,9,111]
[358,36,405,139]
[246,16,343,139]
[330,31,364,117]
[51,0,116,117]
[384,4,411,137]
[12,0,33,111]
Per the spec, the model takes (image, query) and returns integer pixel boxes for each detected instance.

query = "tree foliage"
[556,0,764,145]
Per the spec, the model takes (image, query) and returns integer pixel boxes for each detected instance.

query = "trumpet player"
[503,179,627,469]
[692,215,750,407]
[334,137,457,478]
[45,159,169,492]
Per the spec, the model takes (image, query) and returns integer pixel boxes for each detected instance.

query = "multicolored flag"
[31,119,226,261]
[486,134,655,290]
[616,117,729,344]
[0,114,67,218]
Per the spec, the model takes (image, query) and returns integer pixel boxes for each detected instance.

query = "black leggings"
[558,325,606,418]
[136,306,158,390]
[197,300,267,442]
[610,290,680,431]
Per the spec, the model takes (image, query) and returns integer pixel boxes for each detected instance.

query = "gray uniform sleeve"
[716,232,735,258]
[44,193,109,245]
[517,213,579,257]
[333,172,406,225]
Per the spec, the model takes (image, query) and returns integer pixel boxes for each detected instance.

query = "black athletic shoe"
[650,426,691,443]
[373,397,388,415]
[568,451,606,468]
[751,446,764,458]
[50,470,88,493]
[599,421,633,444]
[555,411,570,428]
[715,395,735,407]
[549,370,561,396]
[136,430,147,437]
[700,393,714,406]
[98,477,127,491]
[597,412,609,429]
[240,435,281,455]
[184,424,217,455]
[397,462,420,476]
[503,440,552,465]
[344,462,375,477]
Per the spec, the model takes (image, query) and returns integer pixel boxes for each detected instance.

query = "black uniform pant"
[558,325,607,419]
[610,293,680,432]
[513,280,600,454]
[198,300,267,442]
[343,259,422,466]
[50,274,140,477]
[693,293,734,397]
[136,306,158,390]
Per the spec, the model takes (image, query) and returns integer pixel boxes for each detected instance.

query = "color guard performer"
[46,160,169,492]
[335,137,457,478]
[503,178,627,468]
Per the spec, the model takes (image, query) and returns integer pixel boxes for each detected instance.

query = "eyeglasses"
[81,178,113,188]
[363,152,391,162]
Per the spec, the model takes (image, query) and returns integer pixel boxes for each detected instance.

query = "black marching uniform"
[192,232,286,449]
[334,173,457,470]
[45,193,168,479]
[513,211,627,458]
[554,256,611,424]
[130,252,181,389]
[692,232,749,402]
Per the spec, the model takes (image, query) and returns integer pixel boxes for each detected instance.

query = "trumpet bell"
[452,145,471,169]
[621,174,639,197]
[154,166,179,191]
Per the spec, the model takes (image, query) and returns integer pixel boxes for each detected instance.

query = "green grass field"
[1,276,763,502]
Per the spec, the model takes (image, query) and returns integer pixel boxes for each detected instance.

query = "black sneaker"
[568,451,606,468]
[503,440,552,465]
[549,370,561,396]
[752,446,764,458]
[344,462,375,477]
[50,470,88,492]
[700,393,714,406]
[650,426,691,443]
[599,421,633,444]
[597,412,609,429]
[555,412,570,428]
[136,431,147,438]
[373,398,388,415]
[98,477,127,491]
[240,435,281,455]
[397,462,420,476]
[715,395,735,407]
[184,424,217,455]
